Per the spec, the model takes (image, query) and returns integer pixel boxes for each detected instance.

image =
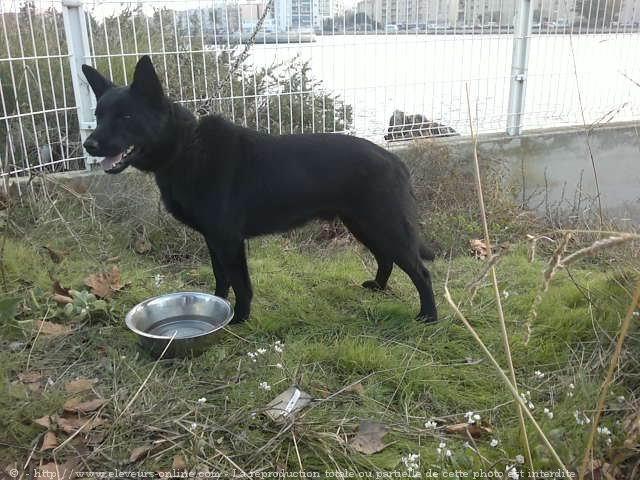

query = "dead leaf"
[65,378,98,394]
[34,415,53,429]
[470,239,490,259]
[345,383,365,395]
[52,294,73,305]
[85,430,107,447]
[63,397,106,414]
[56,415,106,434]
[129,445,153,463]
[133,237,152,254]
[52,281,71,297]
[43,246,67,264]
[18,372,43,383]
[36,320,72,336]
[84,266,124,299]
[445,422,493,438]
[133,227,152,254]
[350,420,388,455]
[172,455,187,470]
[41,431,59,451]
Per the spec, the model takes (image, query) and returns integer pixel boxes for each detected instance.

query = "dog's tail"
[419,242,436,261]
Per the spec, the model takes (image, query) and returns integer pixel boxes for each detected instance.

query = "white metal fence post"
[506,0,533,136]
[62,0,97,168]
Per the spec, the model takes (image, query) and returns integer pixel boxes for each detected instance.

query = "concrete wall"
[394,121,640,223]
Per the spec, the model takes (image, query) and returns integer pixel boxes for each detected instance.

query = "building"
[451,0,517,25]
[619,0,640,24]
[357,0,455,26]
[274,0,320,30]
[240,1,276,32]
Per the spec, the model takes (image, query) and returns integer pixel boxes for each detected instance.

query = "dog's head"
[81,56,169,173]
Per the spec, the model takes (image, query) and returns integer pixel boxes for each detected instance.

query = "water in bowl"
[146,314,217,338]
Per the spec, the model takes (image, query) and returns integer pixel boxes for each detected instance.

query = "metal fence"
[1,0,639,182]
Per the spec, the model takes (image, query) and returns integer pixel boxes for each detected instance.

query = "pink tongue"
[101,153,123,171]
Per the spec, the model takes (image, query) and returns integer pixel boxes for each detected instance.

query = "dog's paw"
[231,305,251,324]
[416,312,438,324]
[362,280,384,291]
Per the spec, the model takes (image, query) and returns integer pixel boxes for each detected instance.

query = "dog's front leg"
[217,240,253,323]
[205,237,230,298]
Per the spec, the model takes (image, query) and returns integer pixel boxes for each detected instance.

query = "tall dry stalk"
[465,85,533,470]
[443,280,570,475]
[578,279,640,479]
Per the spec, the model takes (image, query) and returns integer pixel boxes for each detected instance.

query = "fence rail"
[1,0,639,182]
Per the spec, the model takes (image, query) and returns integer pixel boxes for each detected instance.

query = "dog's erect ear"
[82,64,113,99]
[131,55,163,105]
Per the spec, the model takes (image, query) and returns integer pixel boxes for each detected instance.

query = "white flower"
[606,437,612,446]
[190,422,197,430]
[401,453,420,472]
[515,454,525,464]
[569,383,575,389]
[247,352,256,358]
[575,410,591,425]
[424,420,437,429]
[503,291,510,299]
[465,411,479,423]
[274,345,283,353]
[490,439,499,447]
[259,381,271,391]
[275,363,283,369]
[154,274,164,288]
[543,408,554,419]
[597,426,611,436]
[197,397,207,404]
[463,442,471,449]
[506,466,520,479]
[274,340,284,353]
[257,348,267,355]
[534,370,545,378]
[445,449,452,457]
[617,395,625,403]
[439,442,446,449]
[528,401,535,410]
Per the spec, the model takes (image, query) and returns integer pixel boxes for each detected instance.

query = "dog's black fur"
[82,56,438,323]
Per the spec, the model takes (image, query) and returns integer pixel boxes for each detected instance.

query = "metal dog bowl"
[125,292,233,358]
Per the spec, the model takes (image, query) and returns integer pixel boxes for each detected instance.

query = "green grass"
[0,199,638,476]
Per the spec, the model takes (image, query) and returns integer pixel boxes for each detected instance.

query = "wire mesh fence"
[1,0,639,181]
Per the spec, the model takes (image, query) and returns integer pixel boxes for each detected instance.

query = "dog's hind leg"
[341,216,393,290]
[217,240,253,323]
[394,251,437,323]
[206,238,230,298]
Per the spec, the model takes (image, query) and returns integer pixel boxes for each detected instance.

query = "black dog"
[82,56,437,323]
